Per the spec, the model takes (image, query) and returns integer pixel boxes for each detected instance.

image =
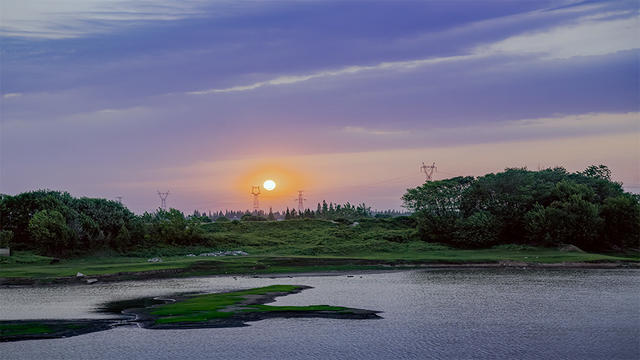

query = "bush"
[0,230,13,247]
[241,214,267,221]
[453,211,500,248]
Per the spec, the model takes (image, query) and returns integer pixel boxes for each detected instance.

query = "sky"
[1,0,638,213]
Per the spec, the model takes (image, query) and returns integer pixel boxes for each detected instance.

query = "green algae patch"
[134,285,380,328]
[150,285,302,324]
[0,320,116,342]
[1,285,380,342]
[0,323,52,337]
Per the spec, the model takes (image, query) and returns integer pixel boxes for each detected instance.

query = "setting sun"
[263,179,276,191]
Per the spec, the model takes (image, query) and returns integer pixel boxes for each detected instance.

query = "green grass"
[151,285,352,324]
[1,219,638,280]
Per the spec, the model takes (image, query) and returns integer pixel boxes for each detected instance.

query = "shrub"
[0,230,13,248]
[453,211,500,248]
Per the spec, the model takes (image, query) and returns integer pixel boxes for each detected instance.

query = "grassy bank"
[1,219,638,281]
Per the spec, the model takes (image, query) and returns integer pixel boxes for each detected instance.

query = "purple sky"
[1,0,638,213]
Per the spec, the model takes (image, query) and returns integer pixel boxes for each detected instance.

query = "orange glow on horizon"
[233,162,310,208]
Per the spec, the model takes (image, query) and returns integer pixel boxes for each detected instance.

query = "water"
[1,269,639,359]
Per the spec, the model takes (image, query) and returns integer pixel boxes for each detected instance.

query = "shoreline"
[1,260,638,287]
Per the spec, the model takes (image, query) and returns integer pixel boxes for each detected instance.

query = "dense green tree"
[600,195,640,249]
[404,165,636,250]
[113,224,131,252]
[28,209,74,257]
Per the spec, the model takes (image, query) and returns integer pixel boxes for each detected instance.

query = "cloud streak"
[187,11,638,96]
[0,0,210,39]
[186,54,479,95]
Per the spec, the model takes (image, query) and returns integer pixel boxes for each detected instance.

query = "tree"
[402,177,474,216]
[454,211,500,248]
[579,164,612,181]
[525,195,602,250]
[402,177,474,243]
[28,209,74,257]
[600,195,640,249]
[113,224,131,252]
[267,207,276,221]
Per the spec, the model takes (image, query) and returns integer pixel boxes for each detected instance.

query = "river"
[1,269,638,359]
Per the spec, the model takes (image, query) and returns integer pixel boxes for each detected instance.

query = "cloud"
[0,0,210,39]
[2,93,22,99]
[477,13,639,59]
[338,112,640,146]
[342,126,410,136]
[186,54,479,95]
[186,9,638,96]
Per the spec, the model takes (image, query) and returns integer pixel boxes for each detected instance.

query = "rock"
[350,222,360,227]
[199,251,248,257]
[186,254,196,257]
[558,244,585,253]
[147,257,163,263]
[76,272,85,277]
[86,278,98,284]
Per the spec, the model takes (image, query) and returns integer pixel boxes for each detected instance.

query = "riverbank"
[1,252,638,286]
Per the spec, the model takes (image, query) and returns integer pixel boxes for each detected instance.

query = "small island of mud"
[1,285,381,342]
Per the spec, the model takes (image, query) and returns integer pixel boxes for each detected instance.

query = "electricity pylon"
[295,190,306,213]
[251,186,261,212]
[157,191,169,210]
[420,162,437,181]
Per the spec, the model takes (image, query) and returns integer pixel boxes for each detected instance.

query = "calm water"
[1,269,638,359]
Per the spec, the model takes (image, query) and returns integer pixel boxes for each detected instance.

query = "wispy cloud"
[186,54,479,95]
[0,0,210,39]
[339,112,640,145]
[478,12,639,59]
[342,126,410,136]
[2,93,22,99]
[187,10,638,96]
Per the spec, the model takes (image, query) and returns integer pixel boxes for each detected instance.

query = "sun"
[263,179,276,191]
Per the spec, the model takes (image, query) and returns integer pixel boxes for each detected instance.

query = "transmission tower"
[420,162,437,181]
[251,186,261,212]
[294,190,306,213]
[157,190,170,210]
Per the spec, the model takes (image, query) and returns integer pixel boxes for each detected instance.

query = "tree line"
[402,165,639,251]
[0,191,375,257]
[1,165,637,257]
[0,191,205,257]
